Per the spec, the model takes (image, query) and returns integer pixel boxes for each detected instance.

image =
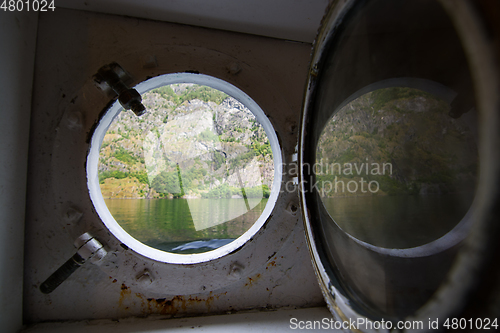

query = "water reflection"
[105,198,268,253]
[317,87,478,248]
[322,194,473,248]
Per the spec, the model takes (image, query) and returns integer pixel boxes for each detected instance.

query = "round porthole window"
[299,0,491,324]
[87,73,281,264]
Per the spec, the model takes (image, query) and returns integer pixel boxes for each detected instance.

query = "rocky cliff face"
[316,87,478,197]
[98,84,273,199]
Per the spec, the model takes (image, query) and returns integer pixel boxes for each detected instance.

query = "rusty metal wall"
[23,8,324,324]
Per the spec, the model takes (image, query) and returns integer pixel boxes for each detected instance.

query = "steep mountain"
[98,84,273,199]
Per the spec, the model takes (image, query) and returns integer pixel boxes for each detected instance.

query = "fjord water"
[322,192,474,249]
[105,198,268,254]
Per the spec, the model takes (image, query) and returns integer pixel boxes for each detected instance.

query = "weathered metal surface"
[23,8,324,323]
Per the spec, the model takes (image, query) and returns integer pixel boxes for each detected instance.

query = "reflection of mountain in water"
[323,193,474,248]
[316,87,478,197]
[105,198,268,253]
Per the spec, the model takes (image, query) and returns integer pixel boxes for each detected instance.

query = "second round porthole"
[299,0,493,326]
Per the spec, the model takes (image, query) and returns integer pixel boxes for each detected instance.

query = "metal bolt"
[287,202,299,215]
[66,111,83,129]
[63,206,83,225]
[118,89,146,116]
[310,64,319,77]
[136,269,154,286]
[229,262,244,279]
[143,55,158,69]
[228,62,242,75]
[93,62,146,117]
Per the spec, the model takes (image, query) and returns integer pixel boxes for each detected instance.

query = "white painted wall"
[56,0,329,43]
[0,10,38,333]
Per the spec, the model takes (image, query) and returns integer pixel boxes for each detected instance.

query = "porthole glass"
[88,73,281,264]
[300,0,479,320]
[316,87,477,249]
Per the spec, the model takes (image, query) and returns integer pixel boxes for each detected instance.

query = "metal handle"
[40,253,85,294]
[39,233,106,294]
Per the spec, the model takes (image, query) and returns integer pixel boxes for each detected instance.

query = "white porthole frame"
[87,73,282,264]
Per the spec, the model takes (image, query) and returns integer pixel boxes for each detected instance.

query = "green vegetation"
[251,141,271,158]
[150,163,213,198]
[182,85,228,105]
[151,168,184,198]
[212,151,226,171]
[229,150,254,169]
[99,170,149,185]
[151,84,228,108]
[112,146,138,164]
[99,83,274,199]
[202,184,270,199]
[371,87,435,111]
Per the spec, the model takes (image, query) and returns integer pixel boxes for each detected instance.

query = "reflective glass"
[300,0,478,319]
[317,87,477,249]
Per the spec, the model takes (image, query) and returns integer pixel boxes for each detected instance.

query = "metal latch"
[93,62,146,116]
[40,232,107,294]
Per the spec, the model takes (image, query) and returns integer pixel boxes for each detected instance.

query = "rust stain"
[244,273,262,287]
[150,296,187,315]
[128,291,228,316]
[118,284,131,309]
[205,291,212,311]
[267,261,276,267]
